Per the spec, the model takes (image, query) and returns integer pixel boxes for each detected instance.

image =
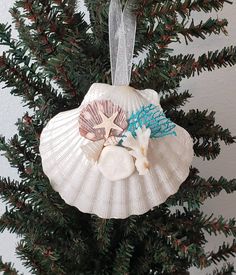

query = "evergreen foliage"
[0,0,235,274]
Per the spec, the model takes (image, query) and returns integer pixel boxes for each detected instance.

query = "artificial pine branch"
[0,23,60,104]
[179,18,228,44]
[155,222,208,269]
[209,263,236,275]
[0,0,235,274]
[160,90,192,110]
[112,240,134,274]
[134,45,236,94]
[83,0,109,41]
[0,53,64,115]
[16,241,66,275]
[0,135,36,174]
[199,214,236,238]
[11,1,91,101]
[136,0,232,18]
[135,7,228,55]
[168,170,236,210]
[0,256,21,275]
[170,46,236,78]
[168,109,235,159]
[1,203,88,273]
[0,176,72,233]
[90,217,114,253]
[0,209,33,235]
[0,177,31,211]
[0,54,38,107]
[207,241,236,265]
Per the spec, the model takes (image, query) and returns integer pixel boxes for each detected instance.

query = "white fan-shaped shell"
[39,83,193,219]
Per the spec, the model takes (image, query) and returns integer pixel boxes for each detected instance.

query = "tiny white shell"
[98,146,135,181]
[80,140,105,163]
[39,83,194,219]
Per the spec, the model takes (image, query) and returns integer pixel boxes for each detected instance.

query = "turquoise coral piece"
[127,104,176,138]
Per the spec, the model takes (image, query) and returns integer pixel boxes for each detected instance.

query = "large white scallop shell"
[39,83,194,219]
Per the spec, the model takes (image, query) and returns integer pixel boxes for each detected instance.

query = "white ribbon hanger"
[109,0,137,86]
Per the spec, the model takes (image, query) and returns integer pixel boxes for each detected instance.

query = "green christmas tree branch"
[0,177,31,211]
[0,23,59,102]
[168,169,236,210]
[0,136,27,175]
[12,0,80,57]
[207,240,236,266]
[1,204,88,273]
[0,54,40,108]
[10,1,91,100]
[154,220,208,269]
[209,263,236,275]
[135,7,228,55]
[0,207,34,235]
[152,211,236,269]
[0,175,73,231]
[133,44,236,94]
[136,0,232,18]
[83,0,108,40]
[179,18,228,44]
[0,256,21,275]
[160,90,192,110]
[90,217,114,254]
[9,9,71,94]
[168,109,235,160]
[0,135,37,175]
[16,240,66,275]
[112,240,134,275]
[0,52,64,115]
[132,47,180,93]
[0,0,235,274]
[170,45,236,78]
[199,214,236,238]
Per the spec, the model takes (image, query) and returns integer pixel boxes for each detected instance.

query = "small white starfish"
[94,111,123,139]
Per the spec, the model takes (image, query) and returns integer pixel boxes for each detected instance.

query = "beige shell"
[98,145,135,181]
[39,83,194,219]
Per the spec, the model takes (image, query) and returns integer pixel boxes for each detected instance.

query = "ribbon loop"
[109,0,137,86]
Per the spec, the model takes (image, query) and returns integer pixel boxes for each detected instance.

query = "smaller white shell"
[80,140,105,163]
[98,145,135,181]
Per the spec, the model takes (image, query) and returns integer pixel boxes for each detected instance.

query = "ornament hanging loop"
[109,0,137,86]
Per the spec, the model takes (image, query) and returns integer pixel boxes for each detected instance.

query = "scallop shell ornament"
[39,84,194,219]
[39,0,193,219]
